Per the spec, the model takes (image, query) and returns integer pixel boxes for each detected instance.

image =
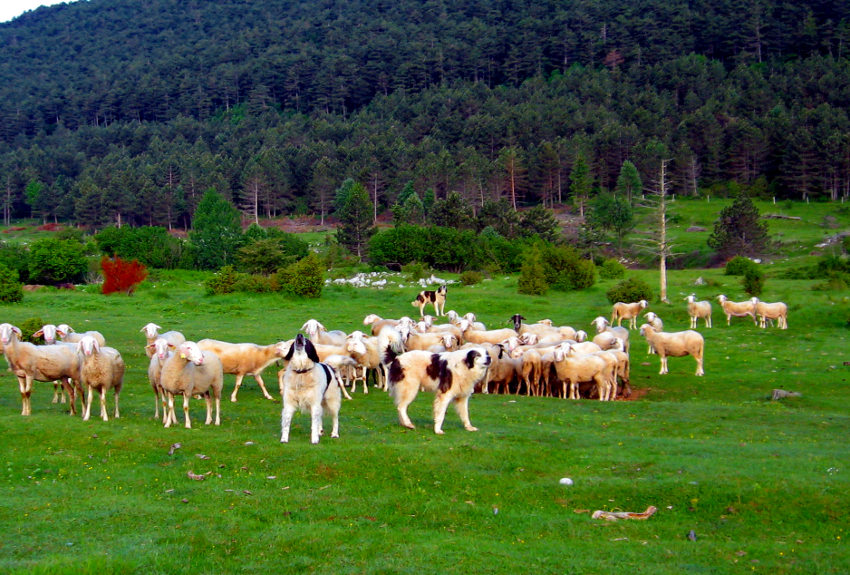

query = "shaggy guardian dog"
[387,346,490,434]
[280,334,342,444]
[411,284,447,318]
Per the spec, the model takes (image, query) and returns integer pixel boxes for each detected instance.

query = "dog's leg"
[310,403,323,444]
[432,392,455,434]
[280,402,296,443]
[453,395,478,432]
[394,384,417,429]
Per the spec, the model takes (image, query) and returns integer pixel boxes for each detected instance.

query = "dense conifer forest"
[0,0,848,228]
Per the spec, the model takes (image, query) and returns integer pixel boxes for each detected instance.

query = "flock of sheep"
[0,291,788,433]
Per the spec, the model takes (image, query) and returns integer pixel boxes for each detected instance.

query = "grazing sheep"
[716,295,757,326]
[160,341,223,429]
[639,324,705,376]
[405,331,459,352]
[140,323,185,358]
[76,335,125,422]
[751,298,789,329]
[611,300,648,329]
[0,323,82,416]
[685,295,713,329]
[196,339,289,402]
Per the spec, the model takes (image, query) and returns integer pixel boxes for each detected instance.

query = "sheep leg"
[695,356,704,376]
[659,356,668,375]
[280,402,296,442]
[99,387,109,421]
[164,393,175,428]
[60,378,77,416]
[453,395,478,432]
[82,384,93,421]
[253,374,275,401]
[336,373,353,401]
[182,392,192,429]
[230,375,245,402]
[310,403,323,444]
[204,393,213,425]
[113,389,120,419]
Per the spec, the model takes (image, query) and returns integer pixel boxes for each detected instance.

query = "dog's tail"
[377,326,405,365]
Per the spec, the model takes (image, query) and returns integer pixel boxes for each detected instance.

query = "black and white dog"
[280,334,342,444]
[411,284,447,318]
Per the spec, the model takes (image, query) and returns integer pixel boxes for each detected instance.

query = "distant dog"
[280,334,342,444]
[412,285,447,318]
[387,346,491,434]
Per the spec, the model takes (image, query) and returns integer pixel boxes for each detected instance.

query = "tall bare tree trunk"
[659,160,670,304]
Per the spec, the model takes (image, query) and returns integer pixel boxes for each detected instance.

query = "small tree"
[101,257,148,295]
[742,266,765,297]
[28,238,88,285]
[615,160,642,204]
[277,253,324,298]
[570,153,592,218]
[190,190,244,270]
[518,245,548,295]
[708,192,770,258]
[590,192,634,254]
[335,179,374,261]
[0,263,23,303]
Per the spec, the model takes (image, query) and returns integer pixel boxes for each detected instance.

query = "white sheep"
[751,298,789,329]
[552,344,613,400]
[140,323,185,358]
[32,323,77,404]
[55,324,107,347]
[642,312,663,354]
[160,341,223,429]
[685,294,713,328]
[716,295,757,326]
[344,331,384,393]
[459,321,518,345]
[611,300,648,329]
[639,324,705,376]
[146,337,174,422]
[301,319,347,345]
[0,323,82,416]
[196,339,289,402]
[590,316,630,353]
[76,335,125,422]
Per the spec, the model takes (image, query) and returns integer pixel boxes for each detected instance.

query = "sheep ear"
[12,326,22,336]
[145,343,156,351]
[56,330,66,337]
[33,329,43,337]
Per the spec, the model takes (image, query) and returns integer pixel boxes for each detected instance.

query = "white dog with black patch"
[280,334,342,444]
[386,345,491,434]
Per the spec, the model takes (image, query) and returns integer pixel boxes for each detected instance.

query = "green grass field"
[1,202,849,574]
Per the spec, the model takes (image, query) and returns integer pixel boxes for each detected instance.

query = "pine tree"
[335,179,374,261]
[190,190,244,270]
[707,192,770,258]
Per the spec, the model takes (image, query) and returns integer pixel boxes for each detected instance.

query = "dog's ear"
[284,339,296,361]
[464,349,479,369]
[304,338,321,364]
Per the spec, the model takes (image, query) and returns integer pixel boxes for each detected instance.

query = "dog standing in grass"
[387,346,491,434]
[280,334,341,444]
[412,284,447,318]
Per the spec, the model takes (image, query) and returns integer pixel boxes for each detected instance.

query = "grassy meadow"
[1,199,849,574]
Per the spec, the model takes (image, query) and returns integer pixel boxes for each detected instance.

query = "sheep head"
[141,323,162,339]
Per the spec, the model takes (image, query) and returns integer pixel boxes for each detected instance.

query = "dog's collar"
[292,367,313,374]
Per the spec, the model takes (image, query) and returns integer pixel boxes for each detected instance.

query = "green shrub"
[605,276,654,304]
[402,262,429,281]
[277,253,324,298]
[204,265,241,295]
[460,270,484,286]
[19,317,46,343]
[742,267,765,297]
[540,244,596,291]
[28,238,88,285]
[598,259,626,280]
[235,273,276,293]
[0,241,30,283]
[725,256,758,276]
[843,235,850,254]
[518,246,548,295]
[0,264,23,303]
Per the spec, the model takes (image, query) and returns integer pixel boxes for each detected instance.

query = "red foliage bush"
[101,256,148,295]
[36,223,63,231]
